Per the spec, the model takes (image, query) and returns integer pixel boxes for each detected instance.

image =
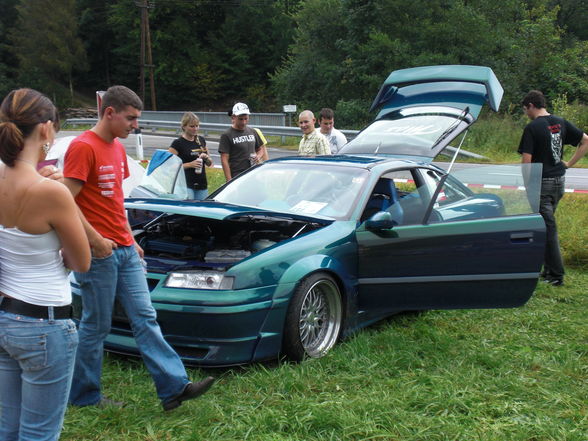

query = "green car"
[73,65,546,366]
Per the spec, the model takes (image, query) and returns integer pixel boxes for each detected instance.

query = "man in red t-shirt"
[64,85,214,411]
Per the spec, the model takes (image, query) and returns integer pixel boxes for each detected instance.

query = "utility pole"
[135,0,157,110]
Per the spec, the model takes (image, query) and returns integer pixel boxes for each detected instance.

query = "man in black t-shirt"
[218,102,266,181]
[518,90,588,286]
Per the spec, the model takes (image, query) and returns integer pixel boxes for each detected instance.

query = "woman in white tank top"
[0,89,90,441]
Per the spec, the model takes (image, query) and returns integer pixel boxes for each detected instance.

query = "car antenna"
[446,129,468,174]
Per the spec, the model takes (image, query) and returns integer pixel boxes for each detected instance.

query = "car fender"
[277,254,355,293]
[274,254,358,325]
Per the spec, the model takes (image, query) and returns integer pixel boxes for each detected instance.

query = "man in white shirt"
[317,108,347,154]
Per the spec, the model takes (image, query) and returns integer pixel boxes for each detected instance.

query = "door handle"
[510,232,534,243]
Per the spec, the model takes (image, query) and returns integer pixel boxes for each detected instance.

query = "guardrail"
[62,118,486,160]
[62,118,359,140]
[140,110,287,127]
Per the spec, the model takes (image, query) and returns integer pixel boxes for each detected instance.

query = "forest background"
[1,0,588,128]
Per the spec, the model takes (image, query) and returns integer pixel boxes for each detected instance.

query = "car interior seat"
[362,178,404,225]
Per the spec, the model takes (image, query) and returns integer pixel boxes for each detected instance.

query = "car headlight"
[164,271,234,290]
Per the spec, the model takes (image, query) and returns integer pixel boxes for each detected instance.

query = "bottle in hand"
[195,157,203,174]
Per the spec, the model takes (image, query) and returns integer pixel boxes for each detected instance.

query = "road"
[57,131,588,191]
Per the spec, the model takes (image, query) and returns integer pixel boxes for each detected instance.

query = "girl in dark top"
[168,112,213,199]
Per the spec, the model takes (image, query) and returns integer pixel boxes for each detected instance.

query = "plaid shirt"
[298,129,331,156]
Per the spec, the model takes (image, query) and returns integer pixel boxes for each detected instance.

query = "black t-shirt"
[170,135,208,189]
[518,115,584,178]
[218,126,262,177]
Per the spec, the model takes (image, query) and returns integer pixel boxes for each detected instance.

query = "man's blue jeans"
[0,311,78,441]
[68,245,188,406]
[539,176,565,280]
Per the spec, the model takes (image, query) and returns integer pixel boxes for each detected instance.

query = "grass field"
[59,184,588,440]
[61,271,588,440]
[57,120,588,440]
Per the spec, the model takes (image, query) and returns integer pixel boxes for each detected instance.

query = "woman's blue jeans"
[539,176,565,280]
[0,310,78,441]
[187,188,208,200]
[68,246,188,406]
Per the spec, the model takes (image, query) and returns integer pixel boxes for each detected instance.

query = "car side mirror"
[365,211,395,230]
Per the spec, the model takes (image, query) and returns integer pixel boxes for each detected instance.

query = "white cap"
[232,102,250,116]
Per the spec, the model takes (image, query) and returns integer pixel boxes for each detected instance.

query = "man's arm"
[563,133,588,168]
[220,152,232,181]
[63,177,117,258]
[258,145,268,162]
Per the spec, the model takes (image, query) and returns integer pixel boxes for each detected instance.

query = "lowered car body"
[71,65,546,366]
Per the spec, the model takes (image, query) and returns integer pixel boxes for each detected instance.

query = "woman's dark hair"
[0,88,59,166]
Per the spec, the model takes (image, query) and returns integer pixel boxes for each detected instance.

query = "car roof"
[267,154,430,172]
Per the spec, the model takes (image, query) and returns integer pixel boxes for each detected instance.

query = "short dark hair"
[100,85,143,117]
[521,90,546,109]
[318,108,335,121]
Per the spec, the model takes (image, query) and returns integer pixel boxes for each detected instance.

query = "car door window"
[423,164,542,223]
[362,164,542,226]
[362,169,431,225]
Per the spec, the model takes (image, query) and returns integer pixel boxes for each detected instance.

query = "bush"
[334,99,373,130]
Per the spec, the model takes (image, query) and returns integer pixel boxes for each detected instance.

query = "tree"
[207,0,295,110]
[11,0,87,106]
[0,0,19,98]
[271,0,348,111]
[272,0,588,119]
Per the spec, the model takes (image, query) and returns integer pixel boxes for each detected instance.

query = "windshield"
[340,106,470,157]
[133,153,188,199]
[212,162,369,219]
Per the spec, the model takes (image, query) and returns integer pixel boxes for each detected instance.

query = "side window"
[392,169,431,225]
[361,169,432,226]
[362,164,540,226]
[424,170,469,206]
[421,168,505,223]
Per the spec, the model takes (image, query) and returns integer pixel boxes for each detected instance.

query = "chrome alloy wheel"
[298,278,342,358]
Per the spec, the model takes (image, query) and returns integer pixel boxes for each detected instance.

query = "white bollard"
[135,128,144,161]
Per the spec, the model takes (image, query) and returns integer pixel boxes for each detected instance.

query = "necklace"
[15,158,36,167]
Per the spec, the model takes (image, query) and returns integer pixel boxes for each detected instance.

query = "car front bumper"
[71,276,295,367]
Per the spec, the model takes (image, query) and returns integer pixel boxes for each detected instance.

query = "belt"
[0,297,72,319]
[542,176,564,181]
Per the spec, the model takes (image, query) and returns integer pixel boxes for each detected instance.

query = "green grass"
[65,123,588,440]
[59,192,588,440]
[61,271,588,441]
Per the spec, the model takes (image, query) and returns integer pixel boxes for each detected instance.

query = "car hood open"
[125,198,334,223]
[340,65,503,162]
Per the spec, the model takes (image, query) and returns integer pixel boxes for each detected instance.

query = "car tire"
[282,273,343,361]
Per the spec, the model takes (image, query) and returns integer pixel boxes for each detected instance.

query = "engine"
[130,211,325,270]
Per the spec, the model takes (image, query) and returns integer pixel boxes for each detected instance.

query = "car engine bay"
[130,210,327,272]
